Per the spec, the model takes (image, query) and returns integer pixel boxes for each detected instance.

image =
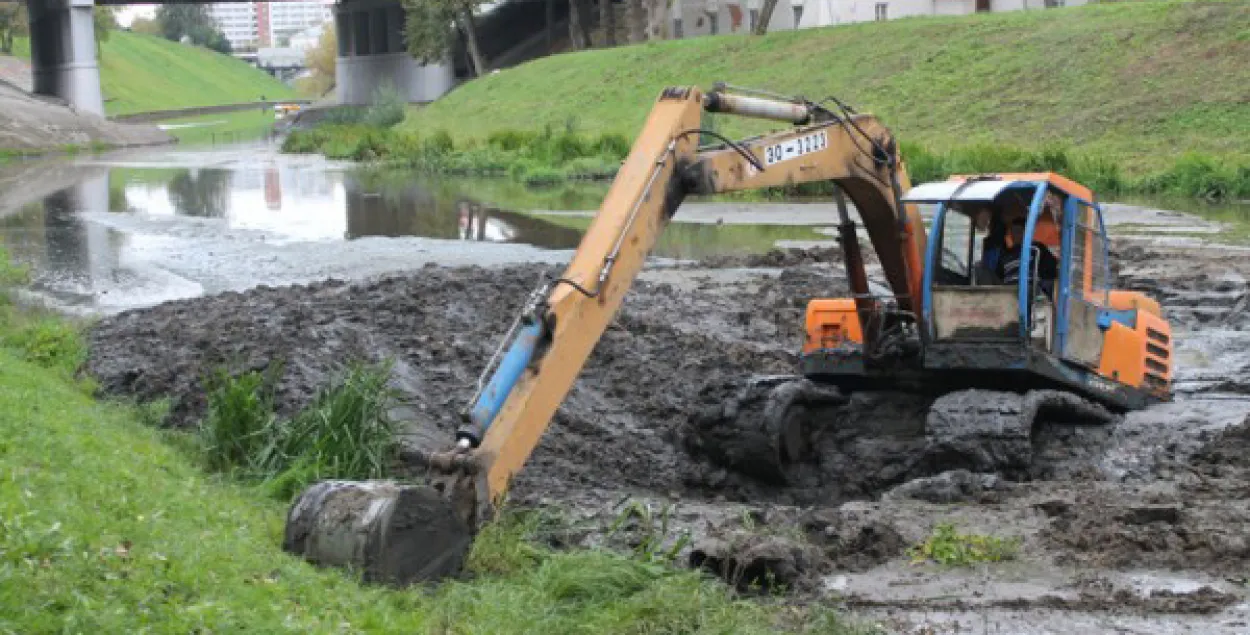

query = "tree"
[754,0,778,34]
[299,25,336,96]
[155,4,230,52]
[94,6,116,56]
[129,17,161,37]
[401,0,487,77]
[0,1,27,55]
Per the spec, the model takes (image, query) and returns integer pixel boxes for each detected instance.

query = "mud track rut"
[86,241,1250,633]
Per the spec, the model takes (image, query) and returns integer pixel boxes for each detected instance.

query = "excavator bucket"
[281,478,478,585]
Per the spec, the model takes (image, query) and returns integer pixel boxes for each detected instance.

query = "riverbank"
[285,0,1250,200]
[0,81,170,157]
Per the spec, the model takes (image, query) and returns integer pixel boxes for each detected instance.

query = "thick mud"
[86,240,1250,633]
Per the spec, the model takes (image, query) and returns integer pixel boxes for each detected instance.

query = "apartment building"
[208,1,333,51]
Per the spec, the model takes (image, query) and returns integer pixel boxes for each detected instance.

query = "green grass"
[0,249,874,634]
[8,31,296,115]
[906,523,1020,567]
[402,0,1250,177]
[198,362,400,500]
[160,109,281,144]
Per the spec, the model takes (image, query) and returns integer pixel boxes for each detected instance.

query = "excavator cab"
[896,173,1172,408]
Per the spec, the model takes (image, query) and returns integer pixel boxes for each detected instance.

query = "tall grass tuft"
[197,361,399,498]
[199,365,280,474]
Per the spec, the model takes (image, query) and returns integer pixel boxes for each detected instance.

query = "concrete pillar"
[26,0,105,116]
[334,0,455,105]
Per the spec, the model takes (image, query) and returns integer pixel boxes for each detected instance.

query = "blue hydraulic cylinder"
[461,320,545,445]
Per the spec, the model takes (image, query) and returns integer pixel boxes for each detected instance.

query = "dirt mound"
[1042,492,1250,573]
[1189,415,1250,476]
[86,263,828,502]
[799,508,906,571]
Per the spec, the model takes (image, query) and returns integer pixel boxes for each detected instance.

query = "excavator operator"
[999,216,1059,299]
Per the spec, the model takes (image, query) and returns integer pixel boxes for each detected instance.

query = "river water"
[1,139,1247,316]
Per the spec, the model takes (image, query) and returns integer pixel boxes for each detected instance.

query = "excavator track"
[689,379,1119,485]
[924,388,1117,474]
[686,375,848,485]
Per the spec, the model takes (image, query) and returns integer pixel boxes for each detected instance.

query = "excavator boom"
[282,85,927,584]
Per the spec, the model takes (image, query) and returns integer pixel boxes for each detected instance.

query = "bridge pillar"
[334,0,454,105]
[26,0,105,116]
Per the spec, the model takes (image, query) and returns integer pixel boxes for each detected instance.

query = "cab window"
[935,208,984,285]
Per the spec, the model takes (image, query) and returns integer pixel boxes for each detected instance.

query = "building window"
[875,3,888,20]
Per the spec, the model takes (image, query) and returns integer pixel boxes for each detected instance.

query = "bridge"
[24,0,562,116]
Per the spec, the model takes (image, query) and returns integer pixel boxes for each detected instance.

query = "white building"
[208,3,260,50]
[208,2,333,51]
[267,1,334,47]
[665,0,1088,37]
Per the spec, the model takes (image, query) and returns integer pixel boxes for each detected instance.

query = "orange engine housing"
[1097,291,1173,398]
[803,298,863,354]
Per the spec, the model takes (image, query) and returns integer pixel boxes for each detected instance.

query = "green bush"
[351,128,390,162]
[281,129,323,153]
[595,133,632,159]
[1,319,85,376]
[1139,152,1250,201]
[564,155,620,178]
[488,129,536,152]
[363,82,407,129]
[522,165,566,187]
[424,129,456,155]
[317,105,367,126]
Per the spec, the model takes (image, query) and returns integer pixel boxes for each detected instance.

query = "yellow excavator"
[281,84,1173,584]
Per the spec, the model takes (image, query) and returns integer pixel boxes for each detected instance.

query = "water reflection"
[109,164,592,248]
[0,152,823,314]
[343,182,583,248]
[0,174,185,311]
[167,169,233,219]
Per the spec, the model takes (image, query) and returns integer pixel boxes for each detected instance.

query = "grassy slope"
[405,0,1250,174]
[10,31,296,115]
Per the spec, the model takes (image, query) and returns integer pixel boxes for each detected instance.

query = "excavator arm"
[282,84,926,584]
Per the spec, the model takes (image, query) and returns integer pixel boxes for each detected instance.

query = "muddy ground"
[86,238,1250,633]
